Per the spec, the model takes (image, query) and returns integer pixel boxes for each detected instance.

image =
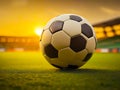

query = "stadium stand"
[93,17,120,39]
[0,36,39,52]
[93,17,120,53]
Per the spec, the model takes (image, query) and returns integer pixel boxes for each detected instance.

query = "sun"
[35,27,43,36]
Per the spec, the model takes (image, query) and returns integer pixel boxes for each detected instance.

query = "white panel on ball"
[55,14,70,21]
[51,31,70,50]
[50,58,68,68]
[41,30,52,46]
[59,47,75,63]
[63,20,81,37]
[75,49,88,62]
[86,37,96,53]
[40,42,45,54]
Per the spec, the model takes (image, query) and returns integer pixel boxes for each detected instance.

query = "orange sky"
[0,0,120,36]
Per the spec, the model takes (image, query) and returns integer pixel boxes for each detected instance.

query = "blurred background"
[0,1,120,89]
[0,0,120,53]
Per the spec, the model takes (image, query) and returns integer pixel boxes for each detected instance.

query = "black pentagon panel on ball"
[67,65,79,69]
[70,15,82,22]
[44,44,58,58]
[49,21,64,34]
[83,53,93,62]
[70,35,87,52]
[81,23,93,38]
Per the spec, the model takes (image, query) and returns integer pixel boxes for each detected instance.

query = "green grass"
[0,52,120,90]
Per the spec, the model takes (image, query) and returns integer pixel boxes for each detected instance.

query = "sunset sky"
[0,0,120,36]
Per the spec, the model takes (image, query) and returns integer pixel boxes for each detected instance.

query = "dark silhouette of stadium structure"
[93,17,120,27]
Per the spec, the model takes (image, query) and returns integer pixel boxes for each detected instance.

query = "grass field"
[0,52,120,90]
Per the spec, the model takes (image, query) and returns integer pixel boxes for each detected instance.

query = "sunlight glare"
[35,27,43,36]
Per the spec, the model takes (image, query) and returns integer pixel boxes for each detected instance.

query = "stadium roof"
[93,17,120,27]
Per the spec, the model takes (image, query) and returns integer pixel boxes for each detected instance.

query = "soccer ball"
[40,14,97,69]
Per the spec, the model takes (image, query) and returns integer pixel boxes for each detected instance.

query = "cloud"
[100,7,118,15]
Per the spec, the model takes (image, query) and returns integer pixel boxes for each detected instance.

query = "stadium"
[0,0,120,90]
